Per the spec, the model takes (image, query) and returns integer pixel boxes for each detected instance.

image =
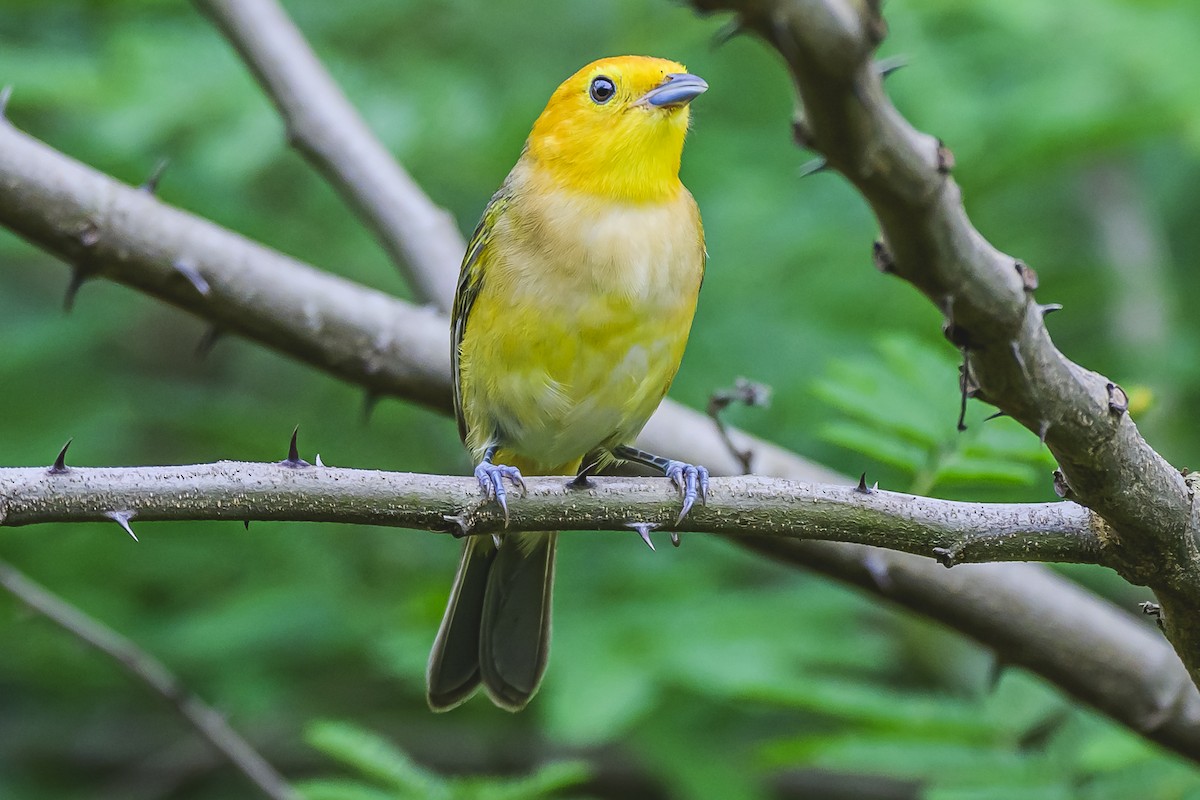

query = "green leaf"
[306,720,441,796]
[296,779,401,800]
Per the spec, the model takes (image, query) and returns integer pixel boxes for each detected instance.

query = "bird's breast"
[458,172,704,468]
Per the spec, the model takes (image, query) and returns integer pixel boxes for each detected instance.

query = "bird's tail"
[426,456,574,712]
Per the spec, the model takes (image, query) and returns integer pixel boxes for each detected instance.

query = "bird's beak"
[637,73,708,108]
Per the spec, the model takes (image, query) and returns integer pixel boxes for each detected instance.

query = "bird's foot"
[663,460,709,523]
[474,461,526,524]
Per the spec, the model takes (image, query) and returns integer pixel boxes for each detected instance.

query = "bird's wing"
[451,187,511,444]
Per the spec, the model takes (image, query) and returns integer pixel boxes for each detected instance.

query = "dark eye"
[589,76,615,104]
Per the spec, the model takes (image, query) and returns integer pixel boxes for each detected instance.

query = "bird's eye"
[589,76,616,104]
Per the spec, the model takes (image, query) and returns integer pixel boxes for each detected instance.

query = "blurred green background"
[2,1,1199,798]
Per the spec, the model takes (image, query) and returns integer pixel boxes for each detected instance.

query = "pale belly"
[455,174,704,473]
[459,289,696,472]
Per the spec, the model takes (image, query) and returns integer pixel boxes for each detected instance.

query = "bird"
[427,55,710,712]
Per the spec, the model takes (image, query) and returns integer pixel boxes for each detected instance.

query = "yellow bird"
[428,55,709,712]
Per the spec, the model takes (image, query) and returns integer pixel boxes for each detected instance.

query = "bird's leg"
[474,444,526,524]
[613,445,709,523]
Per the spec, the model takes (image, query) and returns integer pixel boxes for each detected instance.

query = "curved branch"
[2,90,1199,758]
[0,463,1101,565]
[0,560,298,800]
[191,0,463,308]
[688,0,1200,683]
[0,118,451,412]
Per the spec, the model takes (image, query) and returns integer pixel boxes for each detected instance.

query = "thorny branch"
[688,0,1200,688]
[0,460,1101,567]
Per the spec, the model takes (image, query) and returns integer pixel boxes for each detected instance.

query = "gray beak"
[638,73,708,108]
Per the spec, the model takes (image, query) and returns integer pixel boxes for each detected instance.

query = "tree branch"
[191,0,463,309]
[0,463,1101,565]
[0,559,298,800]
[688,0,1200,684]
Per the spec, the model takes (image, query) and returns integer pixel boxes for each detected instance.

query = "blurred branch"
[191,0,463,308]
[0,462,1101,566]
[688,0,1200,688]
[0,559,299,800]
[0,115,451,411]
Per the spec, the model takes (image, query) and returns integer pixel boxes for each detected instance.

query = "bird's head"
[525,55,707,203]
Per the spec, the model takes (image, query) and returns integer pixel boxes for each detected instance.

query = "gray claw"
[474,461,525,524]
[665,460,709,523]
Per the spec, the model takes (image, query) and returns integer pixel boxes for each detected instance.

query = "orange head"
[524,55,707,203]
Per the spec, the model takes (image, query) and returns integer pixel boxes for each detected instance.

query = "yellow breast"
[457,160,705,471]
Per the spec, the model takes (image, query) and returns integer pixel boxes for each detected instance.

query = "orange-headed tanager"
[427,55,709,712]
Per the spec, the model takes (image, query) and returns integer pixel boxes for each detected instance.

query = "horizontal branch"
[0,462,1102,566]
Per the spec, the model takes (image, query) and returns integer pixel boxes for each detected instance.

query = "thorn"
[942,319,972,348]
[984,410,1007,422]
[855,472,873,494]
[1052,469,1072,499]
[872,238,895,274]
[63,267,89,312]
[863,551,892,592]
[139,158,170,194]
[173,258,210,296]
[0,85,11,118]
[1140,601,1161,618]
[78,220,100,248]
[798,158,828,178]
[1038,419,1050,445]
[791,116,814,150]
[1039,303,1063,316]
[875,55,908,79]
[936,139,955,174]
[48,439,72,475]
[442,512,470,538]
[1106,382,1129,415]
[243,519,250,530]
[105,510,138,542]
[279,425,310,468]
[670,531,681,548]
[195,325,222,359]
[315,453,325,467]
[711,15,744,47]
[492,533,502,550]
[626,521,658,551]
[1014,260,1039,292]
[362,391,380,423]
[1010,340,1029,381]
[931,546,957,567]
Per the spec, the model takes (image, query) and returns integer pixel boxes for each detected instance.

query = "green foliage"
[813,335,1057,497]
[1,0,1198,798]
[300,721,589,800]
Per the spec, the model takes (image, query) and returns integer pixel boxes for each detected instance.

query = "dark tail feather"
[426,536,495,711]
[479,531,556,711]
[426,531,556,712]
